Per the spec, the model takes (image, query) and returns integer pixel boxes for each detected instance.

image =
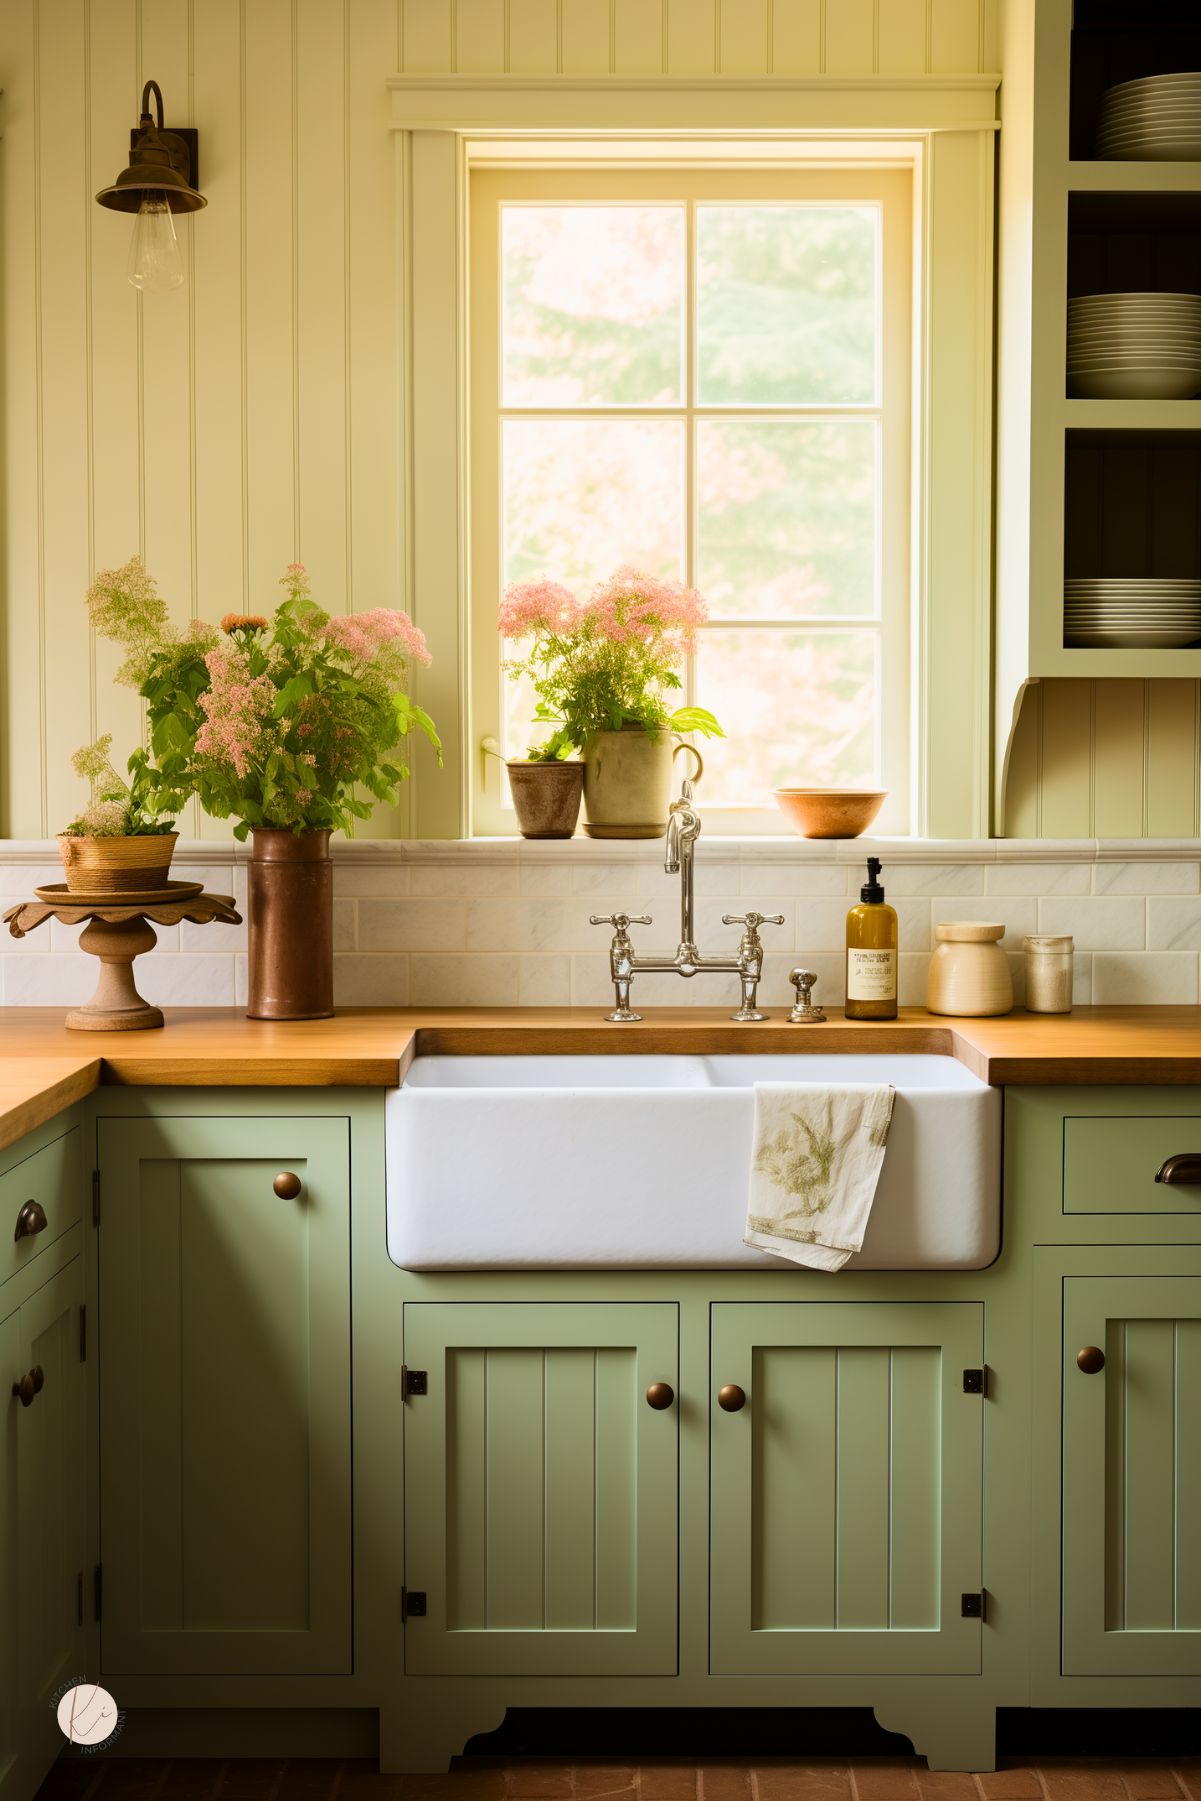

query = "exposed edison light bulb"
[127,196,185,293]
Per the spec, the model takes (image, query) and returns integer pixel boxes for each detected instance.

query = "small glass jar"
[1024,934,1074,1014]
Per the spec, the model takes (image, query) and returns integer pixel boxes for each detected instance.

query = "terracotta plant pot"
[246,828,334,1020]
[57,832,178,895]
[507,760,584,839]
[582,728,676,840]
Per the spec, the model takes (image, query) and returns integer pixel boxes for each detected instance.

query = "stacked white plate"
[1067,292,1201,399]
[1064,578,1201,649]
[1096,72,1201,161]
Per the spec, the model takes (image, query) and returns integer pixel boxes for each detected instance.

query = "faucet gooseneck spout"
[590,764,787,1022]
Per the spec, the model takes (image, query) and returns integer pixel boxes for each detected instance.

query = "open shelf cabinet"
[995,0,1201,811]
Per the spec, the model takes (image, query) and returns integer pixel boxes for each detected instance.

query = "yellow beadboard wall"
[2,0,994,840]
[1004,680,1201,840]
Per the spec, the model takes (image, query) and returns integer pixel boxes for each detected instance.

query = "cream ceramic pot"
[926,921,1013,1017]
[583,731,701,840]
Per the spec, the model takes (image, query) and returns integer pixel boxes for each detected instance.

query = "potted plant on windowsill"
[84,555,441,1018]
[58,734,181,894]
[499,567,722,839]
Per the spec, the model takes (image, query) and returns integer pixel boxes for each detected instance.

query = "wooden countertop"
[0,1004,1199,1155]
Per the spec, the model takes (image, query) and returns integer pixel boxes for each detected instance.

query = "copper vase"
[246,828,334,1020]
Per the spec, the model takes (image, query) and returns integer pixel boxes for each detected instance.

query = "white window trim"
[387,75,998,841]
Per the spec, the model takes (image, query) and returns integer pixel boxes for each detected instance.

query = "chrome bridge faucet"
[590,772,785,1023]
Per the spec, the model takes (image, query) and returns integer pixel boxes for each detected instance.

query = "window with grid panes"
[469,165,912,833]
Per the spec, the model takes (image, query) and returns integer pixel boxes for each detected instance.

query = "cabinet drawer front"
[710,1301,984,1678]
[1062,1272,1201,1677]
[403,1302,678,1677]
[1064,1117,1201,1217]
[0,1129,81,1289]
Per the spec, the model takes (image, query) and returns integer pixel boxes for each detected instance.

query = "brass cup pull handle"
[273,1171,303,1200]
[645,1381,675,1410]
[718,1383,747,1412]
[14,1200,47,1242]
[1077,1346,1106,1375]
[1155,1154,1201,1187]
[11,1366,44,1408]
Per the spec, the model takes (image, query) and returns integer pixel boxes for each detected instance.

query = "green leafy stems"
[71,555,441,841]
[498,566,723,762]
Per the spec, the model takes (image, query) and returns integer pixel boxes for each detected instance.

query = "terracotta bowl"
[772,788,888,839]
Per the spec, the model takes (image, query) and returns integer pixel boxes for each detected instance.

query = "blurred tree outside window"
[470,166,912,828]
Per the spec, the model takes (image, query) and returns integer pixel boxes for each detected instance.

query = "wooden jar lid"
[935,921,1005,942]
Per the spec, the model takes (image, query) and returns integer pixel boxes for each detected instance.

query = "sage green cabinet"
[97,1115,352,1678]
[709,1301,984,1677]
[1,1253,86,1800]
[1062,1272,1201,1677]
[402,1301,678,1677]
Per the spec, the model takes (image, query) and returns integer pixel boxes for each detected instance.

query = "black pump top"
[860,856,885,903]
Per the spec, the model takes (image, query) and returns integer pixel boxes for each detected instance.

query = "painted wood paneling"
[1003,680,1201,838]
[403,1301,678,1676]
[711,1302,983,1677]
[98,1114,352,1676]
[1,0,1003,837]
[1063,1277,1201,1674]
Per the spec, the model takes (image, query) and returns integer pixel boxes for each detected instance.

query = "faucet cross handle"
[590,912,652,934]
[722,911,786,935]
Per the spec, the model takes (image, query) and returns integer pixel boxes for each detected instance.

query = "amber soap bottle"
[845,856,898,1020]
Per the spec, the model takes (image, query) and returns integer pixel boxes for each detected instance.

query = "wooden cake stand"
[3,883,242,1030]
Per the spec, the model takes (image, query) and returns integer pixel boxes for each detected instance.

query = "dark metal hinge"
[401,1587,427,1621]
[91,1169,101,1228]
[961,1591,985,1620]
[962,1367,987,1395]
[404,1367,428,1397]
[93,1563,103,1623]
[79,1305,86,1363]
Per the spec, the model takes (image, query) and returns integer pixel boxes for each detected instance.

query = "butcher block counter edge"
[0,1004,1200,1153]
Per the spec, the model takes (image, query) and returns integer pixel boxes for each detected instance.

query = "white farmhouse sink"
[385,1054,1001,1272]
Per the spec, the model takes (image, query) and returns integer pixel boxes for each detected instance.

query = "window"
[470,164,913,834]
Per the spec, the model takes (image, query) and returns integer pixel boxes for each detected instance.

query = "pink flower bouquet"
[499,565,722,760]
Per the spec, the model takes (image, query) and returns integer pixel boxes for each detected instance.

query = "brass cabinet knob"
[273,1171,303,1200]
[718,1383,747,1412]
[11,1366,44,1408]
[13,1199,47,1242]
[1077,1346,1106,1375]
[645,1382,675,1410]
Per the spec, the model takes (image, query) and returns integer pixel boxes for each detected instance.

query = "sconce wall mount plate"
[95,79,206,215]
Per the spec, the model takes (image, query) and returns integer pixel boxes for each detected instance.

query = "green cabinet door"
[0,1255,86,1800]
[710,1301,984,1676]
[403,1302,678,1676]
[1062,1274,1201,1676]
[98,1116,351,1678]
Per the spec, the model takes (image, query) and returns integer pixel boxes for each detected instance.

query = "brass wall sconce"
[95,80,206,294]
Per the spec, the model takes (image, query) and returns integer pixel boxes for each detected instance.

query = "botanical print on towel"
[745,1083,895,1270]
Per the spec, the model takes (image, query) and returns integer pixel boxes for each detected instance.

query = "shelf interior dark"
[1069,2,1201,162]
[1065,431,1201,582]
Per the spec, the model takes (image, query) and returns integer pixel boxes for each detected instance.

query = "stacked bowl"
[1096,73,1201,161]
[1067,292,1201,399]
[1064,578,1201,649]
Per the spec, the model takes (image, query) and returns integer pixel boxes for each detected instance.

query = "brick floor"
[31,1760,1201,1801]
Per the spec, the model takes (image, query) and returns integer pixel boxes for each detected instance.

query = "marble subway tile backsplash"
[1,838,1199,1011]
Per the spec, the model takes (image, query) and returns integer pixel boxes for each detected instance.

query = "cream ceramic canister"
[926,921,1014,1017]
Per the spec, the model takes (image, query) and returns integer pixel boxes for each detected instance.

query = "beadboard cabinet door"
[1062,1274,1201,1676]
[710,1301,985,1676]
[97,1116,351,1677]
[403,1302,679,1676]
